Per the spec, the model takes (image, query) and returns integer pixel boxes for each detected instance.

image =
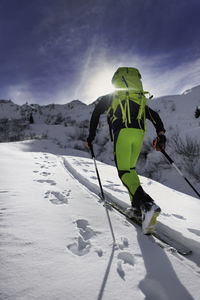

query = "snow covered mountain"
[0,86,200,299]
[0,140,200,300]
[0,85,200,198]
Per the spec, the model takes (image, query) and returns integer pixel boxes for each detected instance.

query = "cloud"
[77,49,200,103]
[142,57,200,97]
[1,0,200,105]
[2,45,199,105]
[5,83,34,105]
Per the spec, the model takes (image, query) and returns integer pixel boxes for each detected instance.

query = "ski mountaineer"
[86,67,166,234]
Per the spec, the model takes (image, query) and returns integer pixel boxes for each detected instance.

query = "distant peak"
[0,99,13,104]
[70,99,86,106]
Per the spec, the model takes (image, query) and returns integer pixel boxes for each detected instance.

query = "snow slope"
[0,140,200,300]
[63,155,200,262]
[1,85,200,199]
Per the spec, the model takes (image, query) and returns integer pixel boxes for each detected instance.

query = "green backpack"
[107,67,152,131]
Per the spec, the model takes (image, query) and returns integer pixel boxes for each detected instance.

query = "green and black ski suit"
[87,93,166,209]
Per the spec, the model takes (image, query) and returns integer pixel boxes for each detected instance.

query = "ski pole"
[161,149,200,198]
[90,145,105,200]
[89,144,116,244]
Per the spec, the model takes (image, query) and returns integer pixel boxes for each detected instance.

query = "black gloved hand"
[153,134,166,151]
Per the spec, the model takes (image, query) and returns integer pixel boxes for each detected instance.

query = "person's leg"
[114,128,144,208]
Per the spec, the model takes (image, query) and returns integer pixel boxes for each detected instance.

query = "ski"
[153,230,192,255]
[63,159,192,256]
[104,198,192,256]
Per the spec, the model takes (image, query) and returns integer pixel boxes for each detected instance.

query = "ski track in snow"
[61,157,166,283]
[161,212,187,220]
[63,155,200,276]
[172,214,186,220]
[104,183,127,194]
[34,154,122,262]
[188,228,200,237]
[1,145,200,299]
[62,158,137,280]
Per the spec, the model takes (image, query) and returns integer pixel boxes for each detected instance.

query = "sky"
[0,0,200,105]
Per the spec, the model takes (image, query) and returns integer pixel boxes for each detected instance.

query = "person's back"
[86,67,166,234]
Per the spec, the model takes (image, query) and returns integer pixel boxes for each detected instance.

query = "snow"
[0,140,200,300]
[1,85,200,199]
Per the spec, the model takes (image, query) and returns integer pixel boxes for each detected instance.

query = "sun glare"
[86,69,115,101]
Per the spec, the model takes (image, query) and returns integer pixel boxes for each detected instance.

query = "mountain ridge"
[0,85,199,198]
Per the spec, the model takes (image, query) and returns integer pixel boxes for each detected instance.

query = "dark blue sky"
[0,0,200,104]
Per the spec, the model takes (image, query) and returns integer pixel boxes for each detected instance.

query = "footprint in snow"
[40,171,51,177]
[43,160,50,164]
[117,261,125,280]
[95,249,103,257]
[147,180,153,185]
[67,236,91,256]
[82,168,95,174]
[40,165,49,170]
[45,190,71,205]
[81,161,93,166]
[118,251,135,266]
[118,237,129,250]
[104,184,126,193]
[115,237,134,280]
[36,179,56,186]
[161,212,171,217]
[76,219,101,240]
[117,251,135,280]
[67,219,102,256]
[172,214,186,220]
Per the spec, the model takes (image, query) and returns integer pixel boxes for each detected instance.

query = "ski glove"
[85,141,92,150]
[86,136,93,150]
[153,134,166,151]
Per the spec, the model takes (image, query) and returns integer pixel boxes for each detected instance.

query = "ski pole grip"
[161,150,174,164]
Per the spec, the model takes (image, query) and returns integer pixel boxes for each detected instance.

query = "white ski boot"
[141,203,161,235]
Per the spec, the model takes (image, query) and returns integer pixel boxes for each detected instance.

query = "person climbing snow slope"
[86,67,166,234]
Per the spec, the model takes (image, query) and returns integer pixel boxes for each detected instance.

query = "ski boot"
[126,203,142,220]
[126,186,143,220]
[140,195,161,235]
